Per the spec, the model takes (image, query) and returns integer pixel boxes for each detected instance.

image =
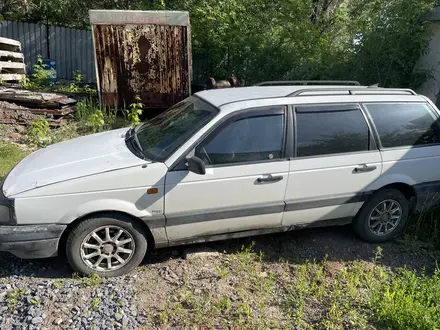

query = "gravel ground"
[0,253,147,330]
[0,269,147,329]
[0,225,437,329]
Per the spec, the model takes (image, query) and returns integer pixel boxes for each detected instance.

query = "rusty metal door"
[90,11,191,110]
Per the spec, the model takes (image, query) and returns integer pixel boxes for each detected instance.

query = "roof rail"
[286,87,417,97]
[255,80,361,86]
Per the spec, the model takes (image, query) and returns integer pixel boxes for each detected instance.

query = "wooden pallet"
[0,37,26,82]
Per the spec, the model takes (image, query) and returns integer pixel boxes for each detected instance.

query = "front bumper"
[0,224,66,259]
[1,180,15,225]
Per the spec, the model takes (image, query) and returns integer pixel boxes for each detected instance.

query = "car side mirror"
[187,156,206,175]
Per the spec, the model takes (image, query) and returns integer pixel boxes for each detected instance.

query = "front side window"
[364,103,440,148]
[196,113,285,165]
[134,96,218,161]
[296,106,370,157]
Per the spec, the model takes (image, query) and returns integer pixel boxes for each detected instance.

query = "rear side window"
[296,105,370,157]
[364,103,440,148]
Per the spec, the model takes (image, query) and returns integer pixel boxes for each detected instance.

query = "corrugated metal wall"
[0,20,96,82]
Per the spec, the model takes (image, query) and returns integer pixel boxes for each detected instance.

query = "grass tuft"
[0,142,29,181]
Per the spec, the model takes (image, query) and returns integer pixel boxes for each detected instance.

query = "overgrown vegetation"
[138,244,440,329]
[2,0,437,87]
[20,55,97,95]
[21,56,52,89]
[74,98,124,132]
[27,116,50,146]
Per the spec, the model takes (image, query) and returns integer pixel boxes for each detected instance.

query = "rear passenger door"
[282,104,382,226]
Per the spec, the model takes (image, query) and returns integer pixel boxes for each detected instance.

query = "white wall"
[417,22,440,105]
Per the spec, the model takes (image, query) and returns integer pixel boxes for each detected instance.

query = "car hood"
[3,128,149,197]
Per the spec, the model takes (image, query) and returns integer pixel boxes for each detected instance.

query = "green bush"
[23,56,53,89]
[88,110,105,133]
[371,268,440,329]
[75,98,99,121]
[27,116,50,147]
[127,96,143,126]
[75,98,120,132]
[52,70,97,94]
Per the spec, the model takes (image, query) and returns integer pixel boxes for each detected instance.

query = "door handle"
[354,164,377,173]
[257,174,283,183]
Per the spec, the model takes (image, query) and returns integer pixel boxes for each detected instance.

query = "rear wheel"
[66,213,148,277]
[352,189,409,243]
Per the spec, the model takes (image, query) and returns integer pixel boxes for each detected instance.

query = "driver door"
[164,106,290,242]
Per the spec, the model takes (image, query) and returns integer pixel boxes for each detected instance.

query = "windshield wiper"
[125,127,145,159]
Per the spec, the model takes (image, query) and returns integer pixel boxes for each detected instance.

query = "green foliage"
[91,297,101,311]
[7,288,26,312]
[127,96,143,126]
[4,0,437,88]
[0,124,7,136]
[149,0,435,87]
[24,56,53,89]
[215,296,232,311]
[27,116,50,146]
[52,279,64,289]
[89,110,105,133]
[49,124,78,144]
[75,98,98,121]
[30,297,41,306]
[50,70,97,94]
[281,257,440,329]
[102,105,118,128]
[215,263,230,279]
[341,0,437,88]
[371,268,440,329]
[75,98,120,132]
[0,142,28,181]
[70,70,84,92]
[72,272,103,286]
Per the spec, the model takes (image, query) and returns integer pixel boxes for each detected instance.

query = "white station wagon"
[1,83,440,276]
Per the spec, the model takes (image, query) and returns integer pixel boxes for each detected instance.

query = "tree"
[1,0,437,88]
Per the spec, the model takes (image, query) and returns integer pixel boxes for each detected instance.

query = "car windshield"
[134,96,218,162]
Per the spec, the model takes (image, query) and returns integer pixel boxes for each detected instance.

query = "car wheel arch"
[368,182,417,214]
[57,210,155,257]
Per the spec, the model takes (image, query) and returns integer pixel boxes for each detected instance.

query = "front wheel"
[352,189,409,243]
[66,213,148,277]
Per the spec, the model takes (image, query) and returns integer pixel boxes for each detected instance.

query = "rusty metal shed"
[89,10,191,110]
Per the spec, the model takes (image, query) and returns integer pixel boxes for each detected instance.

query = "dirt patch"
[0,226,438,329]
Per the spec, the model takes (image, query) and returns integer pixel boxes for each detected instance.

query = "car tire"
[352,189,409,243]
[66,212,148,277]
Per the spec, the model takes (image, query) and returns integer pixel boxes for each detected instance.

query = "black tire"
[352,189,409,243]
[66,212,148,277]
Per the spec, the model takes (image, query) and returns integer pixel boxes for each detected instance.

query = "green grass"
[372,267,440,330]
[140,244,440,330]
[0,142,29,181]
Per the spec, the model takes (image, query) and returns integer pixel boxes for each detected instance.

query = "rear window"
[296,105,370,157]
[364,103,440,148]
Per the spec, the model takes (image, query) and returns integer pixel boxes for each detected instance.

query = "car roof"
[195,85,418,108]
